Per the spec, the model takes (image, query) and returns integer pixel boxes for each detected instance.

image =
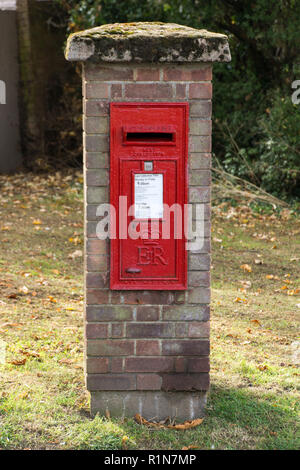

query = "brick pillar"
[65,23,230,421]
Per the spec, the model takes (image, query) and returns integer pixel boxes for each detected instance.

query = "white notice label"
[134,173,163,219]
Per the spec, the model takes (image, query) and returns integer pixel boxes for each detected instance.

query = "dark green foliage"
[56,0,300,200]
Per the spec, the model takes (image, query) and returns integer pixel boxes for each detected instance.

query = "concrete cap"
[65,22,231,63]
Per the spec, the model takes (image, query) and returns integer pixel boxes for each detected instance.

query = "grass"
[0,171,299,450]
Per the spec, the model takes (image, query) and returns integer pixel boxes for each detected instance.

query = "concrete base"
[90,391,207,422]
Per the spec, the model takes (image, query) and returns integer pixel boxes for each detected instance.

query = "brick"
[188,238,211,254]
[86,255,108,272]
[136,306,159,321]
[136,340,160,356]
[161,373,209,391]
[126,323,173,338]
[86,169,108,186]
[86,239,107,255]
[190,101,211,118]
[121,291,174,305]
[175,323,187,337]
[85,82,109,99]
[189,153,211,170]
[174,358,186,373]
[163,66,212,81]
[111,84,122,99]
[162,340,209,356]
[84,116,108,134]
[86,272,108,288]
[189,170,211,186]
[186,357,210,373]
[189,119,212,136]
[87,288,109,304]
[137,374,162,390]
[188,271,210,287]
[87,374,136,391]
[86,306,133,322]
[136,68,160,81]
[85,135,108,152]
[85,152,108,169]
[189,187,210,203]
[84,100,109,116]
[188,253,210,271]
[86,323,108,339]
[86,357,109,373]
[111,323,124,338]
[188,322,210,338]
[174,291,185,304]
[188,287,211,304]
[175,83,186,99]
[189,82,212,99]
[162,305,209,322]
[190,203,211,220]
[125,83,172,100]
[85,65,134,81]
[110,357,123,373]
[87,186,108,204]
[86,221,98,238]
[87,340,134,356]
[189,135,211,153]
[125,357,173,373]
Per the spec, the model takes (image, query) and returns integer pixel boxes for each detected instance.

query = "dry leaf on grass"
[134,413,203,430]
[9,358,26,366]
[240,264,252,273]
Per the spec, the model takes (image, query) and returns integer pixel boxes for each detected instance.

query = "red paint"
[110,102,188,290]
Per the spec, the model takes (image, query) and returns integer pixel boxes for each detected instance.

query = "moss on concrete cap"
[65,22,231,63]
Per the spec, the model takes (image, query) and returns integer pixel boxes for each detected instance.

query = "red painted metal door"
[110,102,188,290]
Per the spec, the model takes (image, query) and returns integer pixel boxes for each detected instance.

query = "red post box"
[110,102,188,290]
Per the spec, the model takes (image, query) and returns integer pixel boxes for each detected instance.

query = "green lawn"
[0,171,299,450]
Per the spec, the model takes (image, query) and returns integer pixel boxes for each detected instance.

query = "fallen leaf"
[240,264,252,273]
[134,413,203,430]
[10,358,26,366]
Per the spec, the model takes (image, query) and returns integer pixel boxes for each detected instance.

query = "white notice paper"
[134,173,163,219]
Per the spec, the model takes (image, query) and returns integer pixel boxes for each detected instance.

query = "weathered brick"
[136,340,160,356]
[87,374,136,391]
[125,357,173,372]
[186,357,210,373]
[136,68,160,81]
[84,100,109,116]
[84,116,108,134]
[86,169,108,186]
[189,186,210,203]
[86,255,108,272]
[161,373,209,391]
[175,323,187,337]
[86,221,98,238]
[189,82,212,99]
[175,83,186,99]
[121,291,174,305]
[189,152,211,169]
[174,357,186,373]
[85,152,108,169]
[189,135,211,153]
[125,83,172,99]
[86,323,108,339]
[111,84,122,99]
[188,287,211,304]
[85,135,108,152]
[87,186,108,204]
[188,238,211,254]
[162,340,209,356]
[110,357,123,373]
[87,288,109,304]
[86,272,108,288]
[136,306,159,321]
[87,340,134,356]
[85,82,109,99]
[86,306,133,322]
[111,323,124,338]
[163,66,212,81]
[162,305,209,322]
[137,374,162,390]
[126,323,173,338]
[86,239,107,255]
[188,253,210,271]
[189,170,211,186]
[190,203,211,220]
[190,101,212,118]
[189,119,212,136]
[188,322,210,338]
[188,271,210,287]
[86,357,109,373]
[85,65,134,81]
